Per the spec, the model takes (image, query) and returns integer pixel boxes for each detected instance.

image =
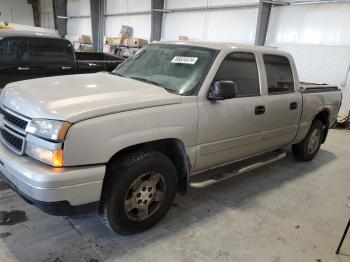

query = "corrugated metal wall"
[161,0,258,43]
[0,0,34,26]
[266,4,350,117]
[40,0,55,29]
[67,0,91,41]
[105,0,151,40]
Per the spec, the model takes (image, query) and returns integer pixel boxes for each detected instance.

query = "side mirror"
[208,80,238,101]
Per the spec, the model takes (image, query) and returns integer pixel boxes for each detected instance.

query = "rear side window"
[0,38,31,65]
[31,38,74,65]
[214,52,260,97]
[263,54,294,94]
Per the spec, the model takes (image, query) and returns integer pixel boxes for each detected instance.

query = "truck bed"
[300,82,339,93]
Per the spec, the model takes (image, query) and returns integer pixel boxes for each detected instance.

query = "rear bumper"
[0,141,106,215]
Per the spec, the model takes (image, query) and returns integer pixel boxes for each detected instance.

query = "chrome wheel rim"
[123,172,166,221]
[308,129,320,154]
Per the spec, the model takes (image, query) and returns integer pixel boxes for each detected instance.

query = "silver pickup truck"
[0,41,342,235]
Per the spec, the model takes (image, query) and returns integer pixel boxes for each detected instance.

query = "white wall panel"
[208,0,258,6]
[205,8,257,43]
[67,17,92,40]
[106,0,151,14]
[162,7,257,43]
[105,14,151,39]
[165,0,258,9]
[0,0,34,26]
[165,0,207,9]
[67,0,91,17]
[67,0,91,40]
[266,4,350,46]
[162,11,207,40]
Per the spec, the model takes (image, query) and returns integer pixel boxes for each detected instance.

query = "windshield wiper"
[128,76,179,95]
[113,72,125,77]
[130,76,163,87]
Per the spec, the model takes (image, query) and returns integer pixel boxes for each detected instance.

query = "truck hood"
[1,73,183,122]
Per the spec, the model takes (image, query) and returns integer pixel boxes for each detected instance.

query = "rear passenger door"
[31,38,76,78]
[0,37,34,88]
[261,54,302,150]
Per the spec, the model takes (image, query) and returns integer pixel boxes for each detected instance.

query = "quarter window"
[214,52,260,97]
[263,54,295,94]
[31,38,74,65]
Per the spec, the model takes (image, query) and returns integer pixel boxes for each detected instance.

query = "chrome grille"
[0,107,28,131]
[0,129,23,152]
[0,106,29,154]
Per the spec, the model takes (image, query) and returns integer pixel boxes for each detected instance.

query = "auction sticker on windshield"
[171,56,198,64]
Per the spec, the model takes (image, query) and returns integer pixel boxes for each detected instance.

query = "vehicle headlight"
[25,119,71,142]
[25,142,64,167]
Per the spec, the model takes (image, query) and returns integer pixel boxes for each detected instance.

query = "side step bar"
[190,149,286,188]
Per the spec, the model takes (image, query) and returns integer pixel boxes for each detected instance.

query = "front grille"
[0,107,28,131]
[0,129,24,152]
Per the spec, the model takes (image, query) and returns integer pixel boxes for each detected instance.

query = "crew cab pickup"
[0,30,124,89]
[0,42,341,235]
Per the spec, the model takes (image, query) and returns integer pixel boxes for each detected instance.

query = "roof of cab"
[0,30,60,39]
[153,40,289,56]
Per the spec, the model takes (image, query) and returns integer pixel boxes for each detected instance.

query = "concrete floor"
[1,129,350,262]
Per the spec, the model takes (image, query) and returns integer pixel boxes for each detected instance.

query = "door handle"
[88,63,97,67]
[290,102,298,110]
[61,66,72,70]
[255,105,265,115]
[18,67,30,71]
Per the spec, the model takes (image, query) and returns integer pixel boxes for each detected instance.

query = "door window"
[0,38,31,65]
[214,52,260,97]
[31,38,74,65]
[263,54,295,94]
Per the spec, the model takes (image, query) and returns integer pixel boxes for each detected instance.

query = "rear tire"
[292,120,324,161]
[100,149,178,235]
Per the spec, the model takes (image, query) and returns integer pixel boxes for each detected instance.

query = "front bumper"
[0,140,106,215]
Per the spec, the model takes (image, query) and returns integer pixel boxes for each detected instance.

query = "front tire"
[292,120,324,161]
[100,150,178,235]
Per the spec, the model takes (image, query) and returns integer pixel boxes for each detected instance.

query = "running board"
[190,149,286,188]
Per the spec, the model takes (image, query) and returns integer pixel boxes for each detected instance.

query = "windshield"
[113,44,218,95]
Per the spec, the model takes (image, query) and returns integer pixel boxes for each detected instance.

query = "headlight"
[25,142,64,167]
[25,119,71,142]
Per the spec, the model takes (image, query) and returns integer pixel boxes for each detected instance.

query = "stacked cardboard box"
[123,37,148,47]
[79,35,92,44]
[105,34,129,46]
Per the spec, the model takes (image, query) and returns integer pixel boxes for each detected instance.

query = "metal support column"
[151,0,165,42]
[28,0,41,27]
[90,0,105,52]
[53,0,67,37]
[255,0,272,46]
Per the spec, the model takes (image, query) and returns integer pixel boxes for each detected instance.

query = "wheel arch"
[104,138,190,196]
[313,108,330,144]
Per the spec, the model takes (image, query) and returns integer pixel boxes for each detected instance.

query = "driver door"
[195,52,266,171]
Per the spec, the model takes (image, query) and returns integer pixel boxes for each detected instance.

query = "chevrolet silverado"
[0,41,342,235]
